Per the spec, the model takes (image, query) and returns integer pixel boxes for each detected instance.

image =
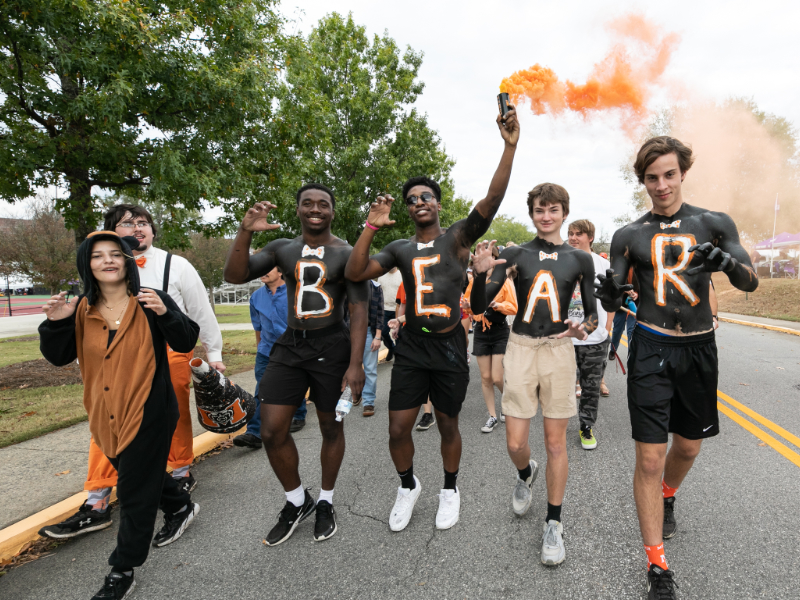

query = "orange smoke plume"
[500,15,680,127]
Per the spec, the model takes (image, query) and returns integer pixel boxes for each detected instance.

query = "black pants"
[381,310,396,353]
[107,392,190,570]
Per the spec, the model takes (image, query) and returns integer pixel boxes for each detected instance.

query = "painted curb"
[719,317,800,337]
[0,428,243,562]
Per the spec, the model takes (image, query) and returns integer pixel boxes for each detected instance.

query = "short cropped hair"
[402,176,442,203]
[633,136,695,184]
[296,183,336,208]
[103,204,156,237]
[527,183,569,217]
[568,219,595,246]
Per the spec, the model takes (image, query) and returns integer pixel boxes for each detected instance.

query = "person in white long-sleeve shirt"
[40,204,226,542]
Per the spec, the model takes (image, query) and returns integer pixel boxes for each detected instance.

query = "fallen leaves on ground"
[55,470,71,476]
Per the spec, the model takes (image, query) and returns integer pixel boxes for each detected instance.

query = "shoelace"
[543,523,560,548]
[277,501,301,524]
[101,573,129,598]
[63,505,94,525]
[317,503,333,519]
[393,490,414,515]
[652,569,678,599]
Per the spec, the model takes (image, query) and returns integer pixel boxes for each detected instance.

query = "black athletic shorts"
[472,321,510,356]
[627,326,719,444]
[389,326,469,417]
[259,323,350,413]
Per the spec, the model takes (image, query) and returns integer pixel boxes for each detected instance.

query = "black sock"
[398,466,416,490]
[546,503,562,523]
[518,463,532,481]
[443,469,458,491]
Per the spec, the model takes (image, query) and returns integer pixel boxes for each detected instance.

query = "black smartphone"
[497,92,510,121]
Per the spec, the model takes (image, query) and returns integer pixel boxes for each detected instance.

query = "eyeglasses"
[405,192,437,206]
[117,221,151,230]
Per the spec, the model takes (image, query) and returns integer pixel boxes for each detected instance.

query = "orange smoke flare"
[500,14,680,127]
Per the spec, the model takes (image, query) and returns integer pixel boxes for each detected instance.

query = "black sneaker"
[152,503,199,547]
[289,419,306,433]
[91,570,136,600]
[39,503,112,539]
[663,497,677,539]
[266,489,316,546]
[608,346,616,361]
[233,433,262,449]
[385,350,394,362]
[176,472,197,494]
[647,564,678,600]
[415,412,435,431]
[313,500,337,541]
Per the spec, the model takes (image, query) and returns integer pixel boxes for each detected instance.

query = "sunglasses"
[405,192,437,206]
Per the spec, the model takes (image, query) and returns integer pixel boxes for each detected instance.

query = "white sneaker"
[481,416,498,433]
[541,520,565,566]
[435,487,460,530]
[389,476,421,532]
[512,459,539,516]
[499,413,506,423]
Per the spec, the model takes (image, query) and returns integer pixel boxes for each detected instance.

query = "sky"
[285,0,800,240]
[4,1,798,240]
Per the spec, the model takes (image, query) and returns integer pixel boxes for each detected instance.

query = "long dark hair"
[76,232,141,305]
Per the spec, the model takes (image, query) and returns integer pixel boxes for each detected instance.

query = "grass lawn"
[0,330,257,448]
[713,274,800,322]
[0,335,44,368]
[213,305,251,324]
[0,384,86,448]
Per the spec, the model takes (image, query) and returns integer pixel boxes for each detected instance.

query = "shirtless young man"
[345,105,520,532]
[224,183,368,545]
[596,136,758,599]
[470,183,597,566]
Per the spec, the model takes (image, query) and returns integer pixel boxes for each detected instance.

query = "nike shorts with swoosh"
[627,326,719,444]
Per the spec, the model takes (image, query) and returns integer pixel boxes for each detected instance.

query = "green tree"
[251,12,462,248]
[477,214,535,247]
[174,233,230,312]
[0,194,78,294]
[0,0,288,242]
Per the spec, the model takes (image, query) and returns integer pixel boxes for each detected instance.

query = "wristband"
[365,221,379,232]
[397,314,406,324]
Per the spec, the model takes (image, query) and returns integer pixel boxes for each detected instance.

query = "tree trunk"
[208,286,216,314]
[63,175,96,245]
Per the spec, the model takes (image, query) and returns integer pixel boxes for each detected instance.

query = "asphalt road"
[3,321,799,599]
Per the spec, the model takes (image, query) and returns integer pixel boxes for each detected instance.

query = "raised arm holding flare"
[224,184,368,546]
[343,104,519,535]
[601,136,758,600]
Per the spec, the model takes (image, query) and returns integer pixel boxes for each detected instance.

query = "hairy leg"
[434,410,462,473]
[505,416,532,470]
[542,417,569,505]
[663,434,702,489]
[389,408,420,472]
[633,441,668,545]
[260,404,302,491]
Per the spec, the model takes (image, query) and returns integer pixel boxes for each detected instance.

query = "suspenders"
[162,253,172,292]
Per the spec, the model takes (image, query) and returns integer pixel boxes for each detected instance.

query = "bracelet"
[365,221,379,232]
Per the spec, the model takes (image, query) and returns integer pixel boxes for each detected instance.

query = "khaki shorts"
[501,332,577,419]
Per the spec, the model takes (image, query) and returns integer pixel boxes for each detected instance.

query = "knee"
[507,439,528,456]
[438,421,460,444]
[318,420,343,442]
[637,452,665,477]
[388,422,410,444]
[480,373,493,386]
[260,424,283,449]
[673,440,701,461]
[492,377,503,389]
[544,438,566,460]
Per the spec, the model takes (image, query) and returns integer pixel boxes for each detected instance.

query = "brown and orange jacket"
[39,292,198,458]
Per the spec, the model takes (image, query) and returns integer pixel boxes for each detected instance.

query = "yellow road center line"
[717,402,800,468]
[618,334,800,467]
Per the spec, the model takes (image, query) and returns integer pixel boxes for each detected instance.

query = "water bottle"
[335,386,353,422]
[625,296,638,314]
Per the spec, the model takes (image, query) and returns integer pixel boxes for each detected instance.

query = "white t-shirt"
[377,269,402,312]
[569,252,610,346]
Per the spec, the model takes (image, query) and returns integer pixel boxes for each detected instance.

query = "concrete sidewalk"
[0,313,47,339]
[0,368,256,531]
[718,311,800,331]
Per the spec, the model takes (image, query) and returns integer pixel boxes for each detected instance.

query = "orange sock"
[644,543,669,571]
[661,479,678,499]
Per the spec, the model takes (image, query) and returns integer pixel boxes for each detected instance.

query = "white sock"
[286,485,305,507]
[172,466,190,479]
[318,489,334,504]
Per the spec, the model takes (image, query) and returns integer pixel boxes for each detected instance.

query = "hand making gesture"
[593,269,633,304]
[241,202,281,233]
[42,291,77,321]
[557,319,588,341]
[497,104,520,147]
[366,194,396,230]
[687,242,738,274]
[472,240,507,275]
